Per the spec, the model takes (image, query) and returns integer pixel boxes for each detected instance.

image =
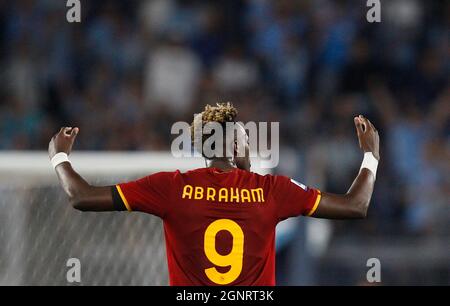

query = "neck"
[207,158,236,171]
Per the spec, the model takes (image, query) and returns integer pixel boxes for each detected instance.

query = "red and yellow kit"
[113,167,321,286]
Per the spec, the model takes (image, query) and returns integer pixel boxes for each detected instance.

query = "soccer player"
[48,103,380,285]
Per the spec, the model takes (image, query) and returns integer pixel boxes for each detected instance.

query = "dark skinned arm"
[49,127,115,211]
[311,115,380,219]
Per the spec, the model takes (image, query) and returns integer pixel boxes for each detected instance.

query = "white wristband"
[51,152,70,169]
[360,152,378,178]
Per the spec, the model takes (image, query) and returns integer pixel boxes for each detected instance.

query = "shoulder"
[234,169,290,187]
[143,171,181,183]
[239,170,288,181]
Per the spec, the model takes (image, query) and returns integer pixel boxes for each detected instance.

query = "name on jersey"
[182,185,265,203]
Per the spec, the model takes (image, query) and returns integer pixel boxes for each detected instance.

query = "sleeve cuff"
[305,190,321,217]
[113,185,132,212]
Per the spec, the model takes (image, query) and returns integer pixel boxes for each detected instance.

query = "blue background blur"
[0,0,448,285]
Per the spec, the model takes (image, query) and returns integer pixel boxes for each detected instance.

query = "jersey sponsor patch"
[290,178,308,191]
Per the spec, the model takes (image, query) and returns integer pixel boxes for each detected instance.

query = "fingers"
[354,117,364,136]
[357,115,379,133]
[355,115,380,138]
[354,117,363,148]
[358,115,369,132]
[370,121,379,135]
[58,127,79,138]
[70,127,79,137]
[366,118,377,132]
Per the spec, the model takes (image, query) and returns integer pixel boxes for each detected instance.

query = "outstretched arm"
[48,127,116,211]
[311,116,380,219]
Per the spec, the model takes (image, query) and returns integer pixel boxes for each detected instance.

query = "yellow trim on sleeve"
[306,191,321,216]
[116,185,132,212]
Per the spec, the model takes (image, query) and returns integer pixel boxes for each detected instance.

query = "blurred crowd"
[0,0,448,235]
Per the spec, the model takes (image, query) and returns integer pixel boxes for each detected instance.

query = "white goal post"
[0,151,271,186]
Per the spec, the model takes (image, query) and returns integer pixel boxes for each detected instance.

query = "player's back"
[115,167,321,285]
[165,167,277,285]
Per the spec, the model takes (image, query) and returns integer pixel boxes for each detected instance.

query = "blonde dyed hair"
[191,102,238,158]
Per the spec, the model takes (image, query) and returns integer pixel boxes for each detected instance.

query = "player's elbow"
[356,206,368,219]
[342,194,369,219]
[351,198,369,219]
[69,196,89,211]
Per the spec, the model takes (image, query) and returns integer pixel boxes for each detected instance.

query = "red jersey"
[114,167,321,286]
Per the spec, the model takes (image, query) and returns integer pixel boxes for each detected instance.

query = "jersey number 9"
[204,219,244,285]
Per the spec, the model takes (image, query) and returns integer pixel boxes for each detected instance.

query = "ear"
[234,140,241,155]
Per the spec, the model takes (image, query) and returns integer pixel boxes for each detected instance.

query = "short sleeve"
[114,172,175,218]
[272,175,321,221]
